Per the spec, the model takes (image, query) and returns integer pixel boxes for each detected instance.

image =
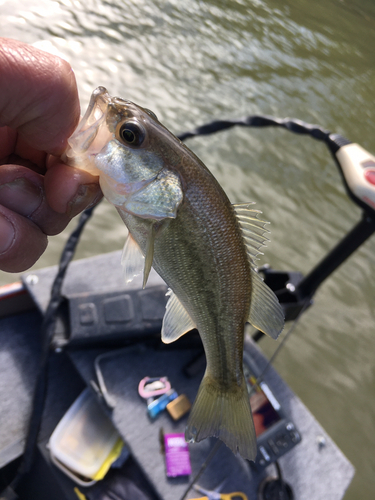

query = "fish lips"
[63,87,114,175]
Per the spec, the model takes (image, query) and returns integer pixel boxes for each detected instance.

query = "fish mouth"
[63,86,113,174]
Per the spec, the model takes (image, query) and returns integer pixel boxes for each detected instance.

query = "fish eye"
[117,121,145,147]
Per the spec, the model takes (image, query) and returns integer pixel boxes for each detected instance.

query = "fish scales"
[121,179,252,384]
[63,87,284,460]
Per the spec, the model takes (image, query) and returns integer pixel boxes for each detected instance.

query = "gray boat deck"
[0,251,354,499]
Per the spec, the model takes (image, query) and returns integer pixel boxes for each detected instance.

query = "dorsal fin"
[248,269,284,339]
[161,289,196,344]
[234,203,284,339]
[233,203,270,262]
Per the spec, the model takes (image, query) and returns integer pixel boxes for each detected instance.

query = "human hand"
[0,38,102,273]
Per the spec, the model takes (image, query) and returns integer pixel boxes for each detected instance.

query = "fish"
[63,86,284,460]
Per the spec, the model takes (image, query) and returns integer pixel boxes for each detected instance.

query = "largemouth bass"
[63,87,284,460]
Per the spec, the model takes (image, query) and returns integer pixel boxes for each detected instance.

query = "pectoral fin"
[124,168,183,220]
[118,169,182,287]
[161,289,196,343]
[143,225,156,288]
[121,233,144,284]
[248,269,284,339]
[120,226,156,288]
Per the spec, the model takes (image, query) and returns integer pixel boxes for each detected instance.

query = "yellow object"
[73,487,87,500]
[191,493,248,500]
[222,494,248,500]
[192,485,248,500]
[166,394,191,420]
[93,438,124,480]
[49,389,124,485]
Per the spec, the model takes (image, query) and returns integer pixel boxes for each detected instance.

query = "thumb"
[0,38,80,155]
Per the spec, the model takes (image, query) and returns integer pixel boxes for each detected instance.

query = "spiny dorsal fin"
[233,203,270,262]
[248,269,284,339]
[234,203,284,339]
[161,289,196,344]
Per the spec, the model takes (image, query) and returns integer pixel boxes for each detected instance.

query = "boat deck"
[0,251,354,499]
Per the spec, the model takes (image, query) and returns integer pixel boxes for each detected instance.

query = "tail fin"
[185,373,257,461]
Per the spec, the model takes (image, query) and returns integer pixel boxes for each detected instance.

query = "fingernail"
[67,183,102,218]
[0,214,15,254]
[0,178,42,217]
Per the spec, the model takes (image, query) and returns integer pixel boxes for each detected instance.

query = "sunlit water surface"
[1,1,375,498]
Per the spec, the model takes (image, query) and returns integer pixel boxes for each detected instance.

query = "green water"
[1,0,375,497]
